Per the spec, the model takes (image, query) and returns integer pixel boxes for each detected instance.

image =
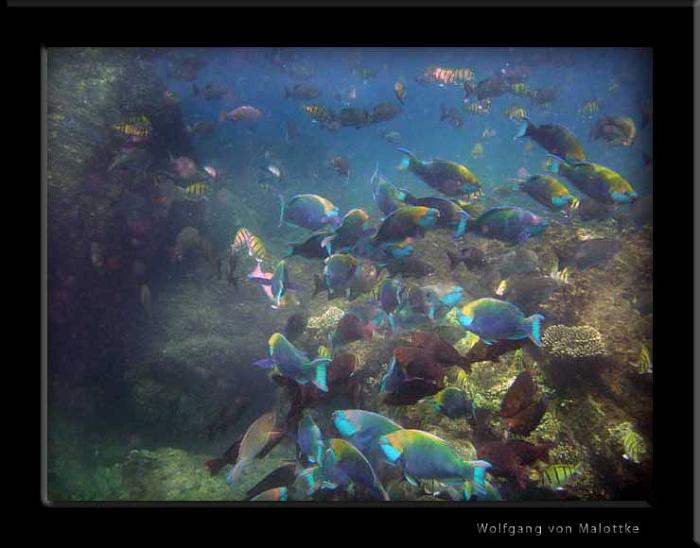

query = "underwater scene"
[46,47,652,503]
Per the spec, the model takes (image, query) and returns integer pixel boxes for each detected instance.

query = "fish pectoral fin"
[404,473,419,487]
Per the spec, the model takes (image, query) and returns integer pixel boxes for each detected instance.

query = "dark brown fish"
[560,238,622,270]
[446,247,486,270]
[394,346,443,382]
[506,399,547,436]
[244,462,298,501]
[410,331,469,369]
[369,102,402,123]
[476,77,509,100]
[461,339,525,370]
[477,442,529,488]
[382,377,441,406]
[504,439,551,465]
[327,352,359,388]
[339,108,370,128]
[384,257,435,278]
[499,274,560,314]
[330,313,374,348]
[500,370,536,419]
[576,198,611,221]
[283,312,307,342]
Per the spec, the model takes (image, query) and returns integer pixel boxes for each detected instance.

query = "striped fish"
[629,345,652,375]
[232,227,252,253]
[317,345,332,359]
[622,430,645,463]
[247,235,266,261]
[112,115,152,138]
[182,183,210,200]
[464,99,492,115]
[231,227,266,260]
[427,66,475,86]
[538,463,583,491]
[302,104,335,124]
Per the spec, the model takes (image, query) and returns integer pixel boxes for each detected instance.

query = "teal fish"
[378,429,491,499]
[270,260,289,309]
[279,193,341,231]
[456,298,544,346]
[422,283,465,318]
[397,148,481,196]
[254,333,331,391]
[298,413,324,465]
[299,438,390,500]
[332,409,403,456]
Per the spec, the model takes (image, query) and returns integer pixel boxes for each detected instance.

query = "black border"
[14,1,694,544]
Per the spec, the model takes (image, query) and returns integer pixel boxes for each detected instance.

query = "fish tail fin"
[545,155,563,174]
[524,314,544,346]
[371,161,380,185]
[298,465,323,496]
[467,459,492,496]
[227,459,247,484]
[514,120,530,140]
[310,358,330,392]
[278,193,285,227]
[396,147,415,171]
[453,211,469,239]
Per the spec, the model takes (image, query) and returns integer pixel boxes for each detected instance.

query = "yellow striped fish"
[622,430,645,463]
[578,99,602,117]
[629,344,652,374]
[247,234,266,260]
[504,105,527,121]
[182,183,210,200]
[112,115,152,138]
[538,463,583,491]
[510,83,529,96]
[464,99,491,116]
[232,227,252,254]
[427,66,475,86]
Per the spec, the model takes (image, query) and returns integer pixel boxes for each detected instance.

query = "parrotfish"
[547,157,637,205]
[519,175,579,210]
[370,163,411,217]
[249,486,288,501]
[470,206,548,243]
[377,278,405,332]
[329,311,375,349]
[244,462,298,501]
[279,193,341,231]
[427,386,476,421]
[397,148,481,196]
[254,333,331,391]
[227,412,281,484]
[378,429,492,499]
[372,206,440,245]
[285,233,331,261]
[332,409,404,456]
[299,438,390,501]
[380,355,441,405]
[404,195,470,239]
[321,208,373,255]
[318,253,358,299]
[421,283,465,318]
[456,297,544,346]
[298,413,324,465]
[514,118,586,162]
